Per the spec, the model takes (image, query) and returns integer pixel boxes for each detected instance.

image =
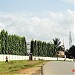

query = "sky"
[0,0,74,49]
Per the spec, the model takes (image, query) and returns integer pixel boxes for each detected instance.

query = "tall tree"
[53,38,61,57]
[0,30,27,55]
[68,45,75,58]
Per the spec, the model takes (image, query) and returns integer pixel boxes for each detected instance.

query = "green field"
[0,60,45,75]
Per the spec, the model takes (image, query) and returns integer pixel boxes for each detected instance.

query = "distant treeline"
[0,30,63,57]
[0,30,74,58]
[0,30,27,55]
[31,39,62,57]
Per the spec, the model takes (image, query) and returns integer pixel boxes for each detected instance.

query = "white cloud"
[62,0,74,4]
[0,10,74,49]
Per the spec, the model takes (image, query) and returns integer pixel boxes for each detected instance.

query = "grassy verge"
[0,60,45,74]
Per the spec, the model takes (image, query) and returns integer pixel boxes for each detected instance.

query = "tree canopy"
[0,30,27,55]
[65,45,75,58]
[31,38,61,57]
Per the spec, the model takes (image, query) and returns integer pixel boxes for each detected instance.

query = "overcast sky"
[0,0,74,49]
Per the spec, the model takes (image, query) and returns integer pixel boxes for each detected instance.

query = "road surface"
[43,61,75,75]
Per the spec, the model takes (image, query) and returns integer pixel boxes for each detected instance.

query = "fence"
[0,54,29,61]
[33,56,73,61]
[0,54,73,61]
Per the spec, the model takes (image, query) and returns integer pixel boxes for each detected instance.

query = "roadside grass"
[0,60,45,74]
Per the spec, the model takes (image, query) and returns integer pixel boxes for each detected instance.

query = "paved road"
[43,61,75,75]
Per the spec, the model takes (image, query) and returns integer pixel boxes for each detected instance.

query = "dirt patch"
[14,65,42,75]
[31,69,42,75]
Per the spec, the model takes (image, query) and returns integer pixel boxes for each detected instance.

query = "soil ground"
[14,66,42,75]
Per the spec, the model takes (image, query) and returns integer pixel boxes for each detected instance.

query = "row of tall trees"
[0,30,63,57]
[0,30,27,55]
[65,45,75,58]
[31,38,61,57]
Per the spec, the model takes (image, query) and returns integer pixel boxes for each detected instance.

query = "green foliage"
[52,38,61,56]
[0,30,27,55]
[66,45,75,58]
[0,30,61,57]
[31,38,61,57]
